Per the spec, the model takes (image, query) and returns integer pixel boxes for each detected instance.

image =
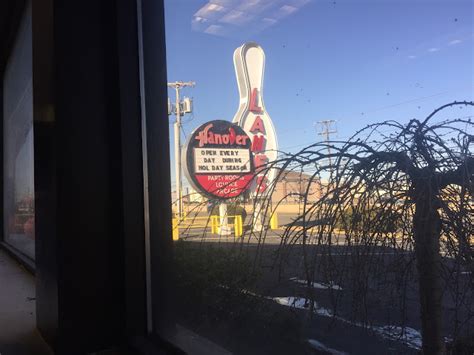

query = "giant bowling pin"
[232,42,278,231]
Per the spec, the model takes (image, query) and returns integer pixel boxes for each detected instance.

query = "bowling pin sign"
[232,42,278,197]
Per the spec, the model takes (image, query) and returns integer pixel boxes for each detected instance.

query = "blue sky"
[164,0,473,187]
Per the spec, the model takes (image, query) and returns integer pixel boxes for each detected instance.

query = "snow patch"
[273,296,422,350]
[273,296,334,317]
[372,325,422,350]
[218,284,259,297]
[273,296,308,309]
[290,277,343,290]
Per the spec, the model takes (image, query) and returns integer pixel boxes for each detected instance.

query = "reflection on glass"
[3,3,34,259]
[164,0,473,353]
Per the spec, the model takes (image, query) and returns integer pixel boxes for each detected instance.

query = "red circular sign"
[183,120,254,199]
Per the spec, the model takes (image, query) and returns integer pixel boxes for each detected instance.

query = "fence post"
[270,212,279,230]
[172,218,179,241]
[235,215,243,237]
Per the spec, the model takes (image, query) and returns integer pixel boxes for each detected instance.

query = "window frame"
[0,0,35,271]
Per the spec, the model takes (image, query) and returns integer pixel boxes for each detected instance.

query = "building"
[272,168,323,204]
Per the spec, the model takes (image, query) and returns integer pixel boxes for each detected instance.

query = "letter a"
[250,116,266,134]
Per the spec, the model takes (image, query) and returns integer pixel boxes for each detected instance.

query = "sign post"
[182,43,277,236]
[232,42,278,232]
[183,120,254,235]
[218,202,231,235]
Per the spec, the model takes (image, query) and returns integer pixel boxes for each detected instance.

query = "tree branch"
[355,151,417,178]
[438,156,474,189]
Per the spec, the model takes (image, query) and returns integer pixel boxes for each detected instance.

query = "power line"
[272,86,473,140]
[279,113,474,152]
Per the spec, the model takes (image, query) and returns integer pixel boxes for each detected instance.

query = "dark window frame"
[1,0,179,352]
[0,0,35,271]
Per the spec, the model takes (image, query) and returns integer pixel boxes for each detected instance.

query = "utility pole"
[316,120,337,197]
[316,120,337,170]
[168,81,195,219]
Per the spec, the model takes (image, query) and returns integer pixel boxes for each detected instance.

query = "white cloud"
[209,0,239,6]
[263,17,277,24]
[449,39,462,45]
[408,55,416,59]
[288,0,311,6]
[208,3,224,11]
[194,3,226,19]
[261,17,278,27]
[280,5,298,14]
[194,16,208,23]
[193,0,313,37]
[273,4,298,19]
[219,10,250,25]
[204,24,225,35]
[191,16,210,31]
[428,47,440,52]
[237,0,265,12]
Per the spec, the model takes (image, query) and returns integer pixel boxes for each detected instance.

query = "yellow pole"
[235,215,243,237]
[211,215,218,234]
[270,212,279,230]
[239,215,243,236]
[172,218,179,241]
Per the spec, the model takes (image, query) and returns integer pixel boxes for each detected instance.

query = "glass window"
[163,0,473,354]
[3,3,34,260]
